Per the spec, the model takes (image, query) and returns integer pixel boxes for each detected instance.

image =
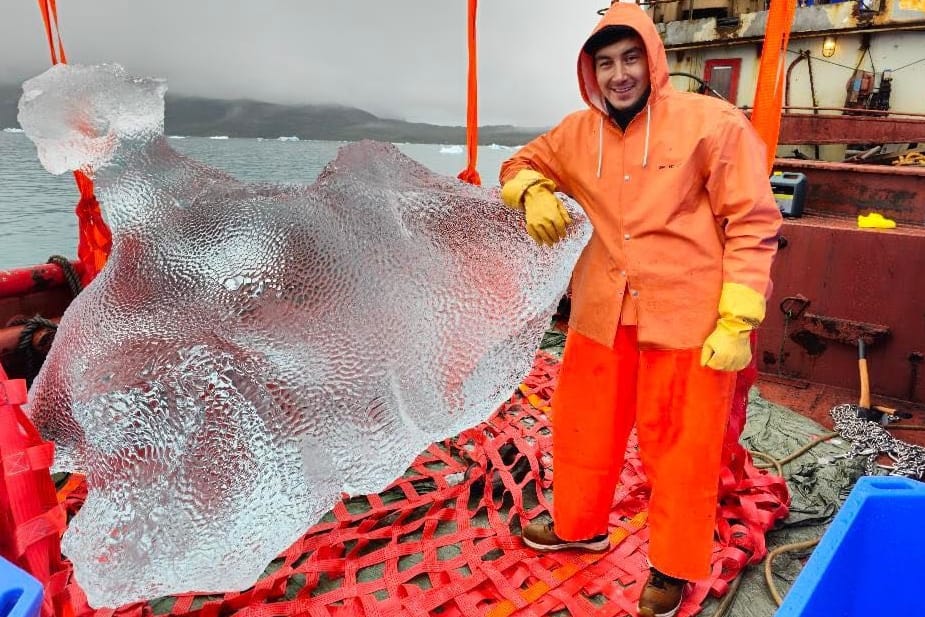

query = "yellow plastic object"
[857,212,897,229]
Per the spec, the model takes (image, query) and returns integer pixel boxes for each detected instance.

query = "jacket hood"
[578,3,672,115]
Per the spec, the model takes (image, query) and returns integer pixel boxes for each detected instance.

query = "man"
[498,4,781,617]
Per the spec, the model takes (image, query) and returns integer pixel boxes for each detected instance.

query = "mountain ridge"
[0,84,544,146]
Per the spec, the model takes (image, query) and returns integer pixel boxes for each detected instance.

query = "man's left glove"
[700,282,766,372]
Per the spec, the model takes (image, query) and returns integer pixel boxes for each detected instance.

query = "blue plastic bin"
[776,476,925,616]
[0,557,43,617]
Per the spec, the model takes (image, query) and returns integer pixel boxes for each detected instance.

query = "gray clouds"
[1,1,608,127]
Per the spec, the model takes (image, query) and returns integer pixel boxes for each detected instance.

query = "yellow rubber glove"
[500,169,572,246]
[700,282,766,372]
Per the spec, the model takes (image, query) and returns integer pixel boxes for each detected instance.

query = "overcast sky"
[1,1,611,127]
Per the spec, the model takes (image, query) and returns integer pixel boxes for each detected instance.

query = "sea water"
[0,130,519,269]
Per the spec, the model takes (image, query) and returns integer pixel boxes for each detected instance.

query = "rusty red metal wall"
[777,112,925,146]
[774,159,925,225]
[758,216,925,403]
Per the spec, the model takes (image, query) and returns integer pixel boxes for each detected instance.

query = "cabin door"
[704,58,741,104]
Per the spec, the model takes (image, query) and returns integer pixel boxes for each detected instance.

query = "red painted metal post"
[0,263,80,300]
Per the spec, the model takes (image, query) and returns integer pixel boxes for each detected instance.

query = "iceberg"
[19,63,591,607]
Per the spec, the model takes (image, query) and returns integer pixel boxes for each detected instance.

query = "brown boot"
[637,567,685,617]
[521,519,610,552]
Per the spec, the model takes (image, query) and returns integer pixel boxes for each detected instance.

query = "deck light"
[822,36,837,58]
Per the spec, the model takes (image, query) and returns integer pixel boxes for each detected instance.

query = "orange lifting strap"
[750,0,797,174]
[36,0,112,286]
[457,0,482,186]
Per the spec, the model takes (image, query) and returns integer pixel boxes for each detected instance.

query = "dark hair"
[582,25,640,56]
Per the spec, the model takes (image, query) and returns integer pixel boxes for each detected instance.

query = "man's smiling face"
[593,34,650,112]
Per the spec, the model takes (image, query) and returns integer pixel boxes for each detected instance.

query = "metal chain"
[830,403,925,478]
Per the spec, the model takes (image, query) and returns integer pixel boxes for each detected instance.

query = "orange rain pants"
[551,326,736,581]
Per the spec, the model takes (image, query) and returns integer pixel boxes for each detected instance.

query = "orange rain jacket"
[500,4,782,351]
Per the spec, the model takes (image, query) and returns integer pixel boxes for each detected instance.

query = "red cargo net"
[53,352,787,617]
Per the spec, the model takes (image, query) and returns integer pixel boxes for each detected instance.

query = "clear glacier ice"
[19,63,591,607]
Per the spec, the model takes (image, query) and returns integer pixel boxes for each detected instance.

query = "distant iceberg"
[439,145,464,154]
[209,135,229,140]
[2,127,24,133]
[277,136,299,142]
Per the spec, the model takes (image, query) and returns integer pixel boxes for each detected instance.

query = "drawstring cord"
[596,99,652,177]
[597,114,604,178]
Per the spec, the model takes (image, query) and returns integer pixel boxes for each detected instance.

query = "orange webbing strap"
[36,0,67,64]
[749,0,797,174]
[73,171,112,287]
[457,0,482,186]
[36,0,112,285]
[485,511,648,617]
[55,474,85,506]
[0,362,69,617]
[518,383,551,415]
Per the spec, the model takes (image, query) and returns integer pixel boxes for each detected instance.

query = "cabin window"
[682,6,729,20]
[703,58,741,104]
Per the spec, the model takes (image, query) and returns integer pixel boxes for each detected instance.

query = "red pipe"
[784,52,806,108]
[744,105,925,119]
[0,319,60,357]
[0,262,80,299]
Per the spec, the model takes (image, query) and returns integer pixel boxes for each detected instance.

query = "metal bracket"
[798,313,891,347]
[779,294,891,354]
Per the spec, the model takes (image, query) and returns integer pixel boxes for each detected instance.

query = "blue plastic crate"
[0,557,43,617]
[776,476,925,616]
